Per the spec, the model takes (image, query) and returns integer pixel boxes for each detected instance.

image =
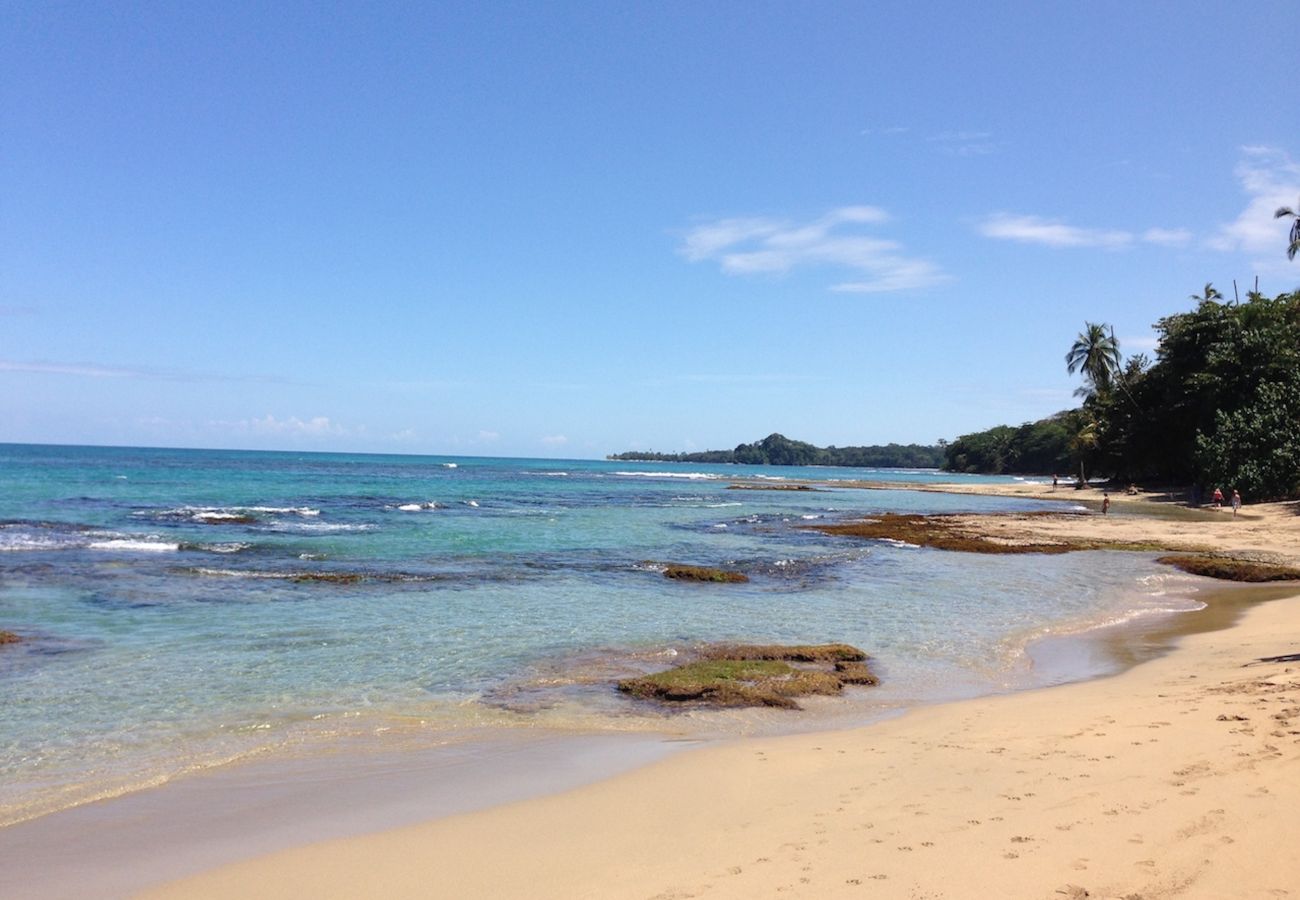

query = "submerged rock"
[0,630,20,645]
[618,642,877,709]
[661,564,749,583]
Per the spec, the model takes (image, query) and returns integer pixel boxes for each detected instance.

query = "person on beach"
[1052,473,1058,490]
[1232,489,1242,517]
[1213,486,1224,508]
[1102,492,1110,515]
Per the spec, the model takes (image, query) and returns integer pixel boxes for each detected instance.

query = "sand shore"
[140,484,1300,900]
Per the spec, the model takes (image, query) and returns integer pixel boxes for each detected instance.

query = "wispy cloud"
[213,414,348,438]
[1205,146,1300,266]
[540,434,568,447]
[978,214,1193,250]
[0,358,301,385]
[928,130,999,156]
[978,214,1134,249]
[680,207,948,293]
[0,360,145,378]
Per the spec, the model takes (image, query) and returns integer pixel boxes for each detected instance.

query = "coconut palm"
[1277,197,1300,261]
[1190,282,1222,304]
[1065,322,1122,397]
[1068,417,1099,485]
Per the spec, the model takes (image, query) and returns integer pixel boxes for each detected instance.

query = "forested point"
[943,288,1300,500]
[608,433,945,468]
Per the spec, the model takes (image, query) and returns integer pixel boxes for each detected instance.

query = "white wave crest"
[614,471,718,480]
[268,522,377,533]
[88,539,180,552]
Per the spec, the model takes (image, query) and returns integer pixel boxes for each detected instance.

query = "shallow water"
[0,444,1203,825]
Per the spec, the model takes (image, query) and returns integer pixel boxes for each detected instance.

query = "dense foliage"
[609,433,945,468]
[944,289,1300,500]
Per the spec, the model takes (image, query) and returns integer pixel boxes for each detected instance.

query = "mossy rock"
[661,564,749,583]
[290,572,366,584]
[700,642,866,663]
[618,642,876,709]
[1156,555,1300,582]
[810,513,1175,555]
[0,630,20,645]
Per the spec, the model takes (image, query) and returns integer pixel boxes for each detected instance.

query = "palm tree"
[1189,282,1222,304]
[1277,197,1300,261]
[1068,417,1099,485]
[1065,322,1122,398]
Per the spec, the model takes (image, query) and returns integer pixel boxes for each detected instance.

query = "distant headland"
[607,432,944,468]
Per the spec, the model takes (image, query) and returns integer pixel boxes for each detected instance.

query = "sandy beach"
[139,490,1300,900]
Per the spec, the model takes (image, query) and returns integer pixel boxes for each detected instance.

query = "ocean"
[0,443,1204,827]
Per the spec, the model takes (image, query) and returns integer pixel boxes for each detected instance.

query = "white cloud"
[1206,146,1300,263]
[978,214,1134,249]
[540,434,568,447]
[478,430,500,442]
[216,415,347,438]
[680,207,947,293]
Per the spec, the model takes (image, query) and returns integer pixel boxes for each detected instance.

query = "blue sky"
[3,1,1298,458]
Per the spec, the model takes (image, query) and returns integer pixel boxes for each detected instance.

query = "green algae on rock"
[661,564,749,583]
[618,643,877,709]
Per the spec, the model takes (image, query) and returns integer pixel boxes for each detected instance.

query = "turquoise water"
[0,444,1201,825]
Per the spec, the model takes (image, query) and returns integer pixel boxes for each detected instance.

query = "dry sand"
[143,487,1300,900]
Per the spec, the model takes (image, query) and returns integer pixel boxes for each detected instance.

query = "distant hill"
[608,433,944,468]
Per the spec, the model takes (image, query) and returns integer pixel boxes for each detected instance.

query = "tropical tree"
[1065,322,1122,398]
[1277,197,1300,261]
[1190,283,1222,303]
[1068,416,1099,484]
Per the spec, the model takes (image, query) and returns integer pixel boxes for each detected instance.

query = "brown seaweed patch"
[661,564,749,583]
[0,630,20,645]
[289,572,366,584]
[809,513,1073,554]
[725,483,818,492]
[700,642,866,662]
[618,643,876,709]
[1156,555,1300,582]
[808,513,1174,555]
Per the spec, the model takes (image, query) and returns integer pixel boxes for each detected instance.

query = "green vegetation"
[944,288,1300,500]
[661,564,749,583]
[1156,555,1300,582]
[617,643,877,709]
[1278,196,1300,261]
[610,433,944,468]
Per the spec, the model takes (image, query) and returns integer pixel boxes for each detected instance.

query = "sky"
[2,1,1298,459]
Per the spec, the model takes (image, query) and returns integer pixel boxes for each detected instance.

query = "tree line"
[609,433,946,468]
[943,285,1300,500]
